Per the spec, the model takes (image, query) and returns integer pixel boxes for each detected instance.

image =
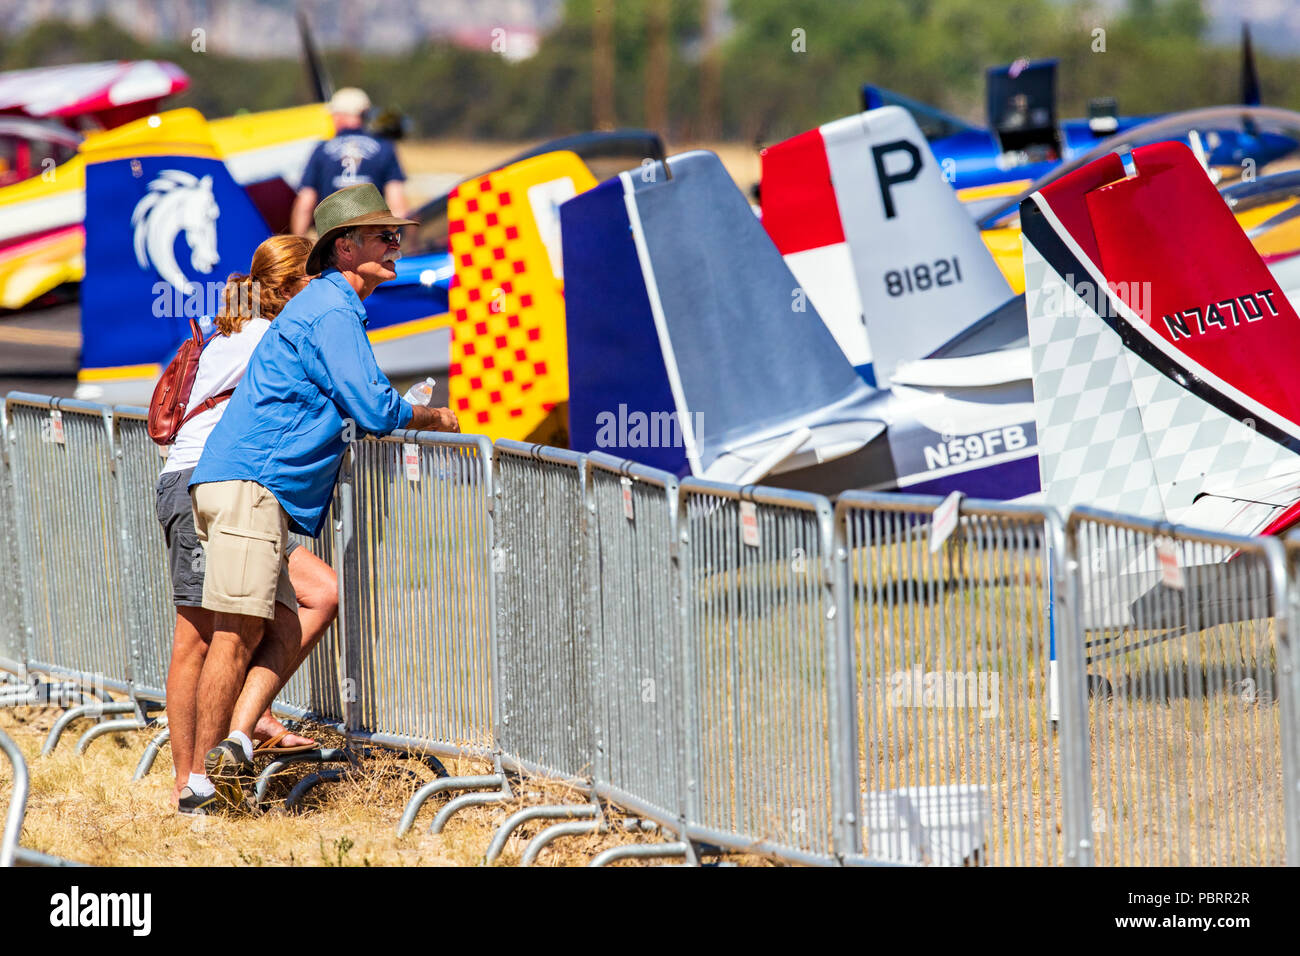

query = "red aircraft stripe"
[1040,141,1300,432]
[759,127,845,256]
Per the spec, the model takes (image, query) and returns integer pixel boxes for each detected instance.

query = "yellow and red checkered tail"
[446,150,597,442]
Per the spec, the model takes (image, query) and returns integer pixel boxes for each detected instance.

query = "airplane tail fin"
[561,150,882,481]
[78,107,272,401]
[1021,140,1300,526]
[444,150,596,443]
[759,106,1011,387]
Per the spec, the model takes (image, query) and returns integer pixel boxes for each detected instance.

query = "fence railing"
[6,394,137,699]
[1,389,1298,866]
[584,451,688,837]
[1071,507,1297,866]
[836,492,1076,866]
[676,476,851,865]
[346,431,496,757]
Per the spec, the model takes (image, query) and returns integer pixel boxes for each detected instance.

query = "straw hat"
[306,183,416,275]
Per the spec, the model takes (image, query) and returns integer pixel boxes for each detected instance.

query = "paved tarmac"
[0,302,80,399]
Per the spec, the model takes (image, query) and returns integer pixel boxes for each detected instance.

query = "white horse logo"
[131,170,220,295]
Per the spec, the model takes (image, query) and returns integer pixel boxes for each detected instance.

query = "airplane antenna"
[1242,22,1261,107]
[297,4,334,103]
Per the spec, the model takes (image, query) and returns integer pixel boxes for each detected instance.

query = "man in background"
[291,87,408,235]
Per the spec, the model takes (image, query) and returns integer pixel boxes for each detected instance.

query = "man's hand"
[407,404,460,433]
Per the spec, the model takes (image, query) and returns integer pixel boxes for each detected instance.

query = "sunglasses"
[366,229,403,246]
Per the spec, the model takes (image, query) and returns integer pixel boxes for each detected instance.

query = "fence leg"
[75,716,149,755]
[485,803,599,865]
[132,727,171,780]
[2,680,93,711]
[255,748,350,806]
[41,700,137,756]
[589,841,693,867]
[396,773,507,837]
[520,818,603,866]
[1,728,30,867]
[430,787,511,834]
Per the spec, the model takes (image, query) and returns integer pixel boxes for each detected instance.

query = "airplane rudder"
[445,151,595,441]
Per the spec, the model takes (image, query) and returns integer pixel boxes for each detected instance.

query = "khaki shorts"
[191,479,297,621]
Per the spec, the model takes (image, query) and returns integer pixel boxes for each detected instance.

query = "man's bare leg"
[164,606,211,804]
[244,546,339,747]
[193,612,264,773]
[228,601,299,747]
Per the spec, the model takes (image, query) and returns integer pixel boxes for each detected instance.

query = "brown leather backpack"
[147,317,235,445]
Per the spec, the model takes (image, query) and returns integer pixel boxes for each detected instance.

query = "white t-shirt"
[161,318,270,475]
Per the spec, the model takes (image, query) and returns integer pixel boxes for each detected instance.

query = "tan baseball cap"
[328,87,371,117]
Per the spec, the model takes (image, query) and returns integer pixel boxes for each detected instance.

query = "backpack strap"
[177,388,236,429]
[175,318,233,429]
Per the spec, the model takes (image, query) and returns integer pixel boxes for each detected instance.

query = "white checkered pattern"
[1023,235,1300,521]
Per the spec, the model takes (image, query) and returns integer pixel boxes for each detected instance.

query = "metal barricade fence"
[278,500,346,727]
[492,440,595,783]
[584,451,686,831]
[837,492,1072,866]
[344,432,495,757]
[111,408,178,702]
[676,477,851,865]
[5,394,133,696]
[1070,507,1298,866]
[0,399,25,678]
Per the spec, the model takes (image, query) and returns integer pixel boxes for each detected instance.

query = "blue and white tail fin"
[77,108,272,402]
[561,150,884,481]
[760,106,1012,387]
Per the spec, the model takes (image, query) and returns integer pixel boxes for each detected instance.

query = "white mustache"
[386,249,402,263]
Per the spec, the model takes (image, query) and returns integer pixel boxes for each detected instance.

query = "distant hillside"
[0,0,564,57]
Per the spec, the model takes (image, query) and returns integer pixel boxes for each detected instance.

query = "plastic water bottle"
[403,377,437,407]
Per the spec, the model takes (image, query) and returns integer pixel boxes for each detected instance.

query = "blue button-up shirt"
[191,270,412,536]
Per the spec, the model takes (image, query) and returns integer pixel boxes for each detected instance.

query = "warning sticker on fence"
[403,443,420,481]
[740,500,760,547]
[930,490,963,553]
[621,477,634,521]
[1156,537,1184,590]
[48,409,65,445]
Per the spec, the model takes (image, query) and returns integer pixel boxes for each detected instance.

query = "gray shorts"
[155,467,297,609]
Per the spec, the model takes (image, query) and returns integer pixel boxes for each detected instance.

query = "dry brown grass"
[0,705,771,867]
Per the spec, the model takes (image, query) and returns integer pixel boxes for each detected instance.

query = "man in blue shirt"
[188,183,457,809]
[291,87,409,236]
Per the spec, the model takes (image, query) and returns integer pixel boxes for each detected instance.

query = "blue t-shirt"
[300,132,405,197]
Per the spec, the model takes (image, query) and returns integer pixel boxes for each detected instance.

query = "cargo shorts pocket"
[203,523,282,616]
